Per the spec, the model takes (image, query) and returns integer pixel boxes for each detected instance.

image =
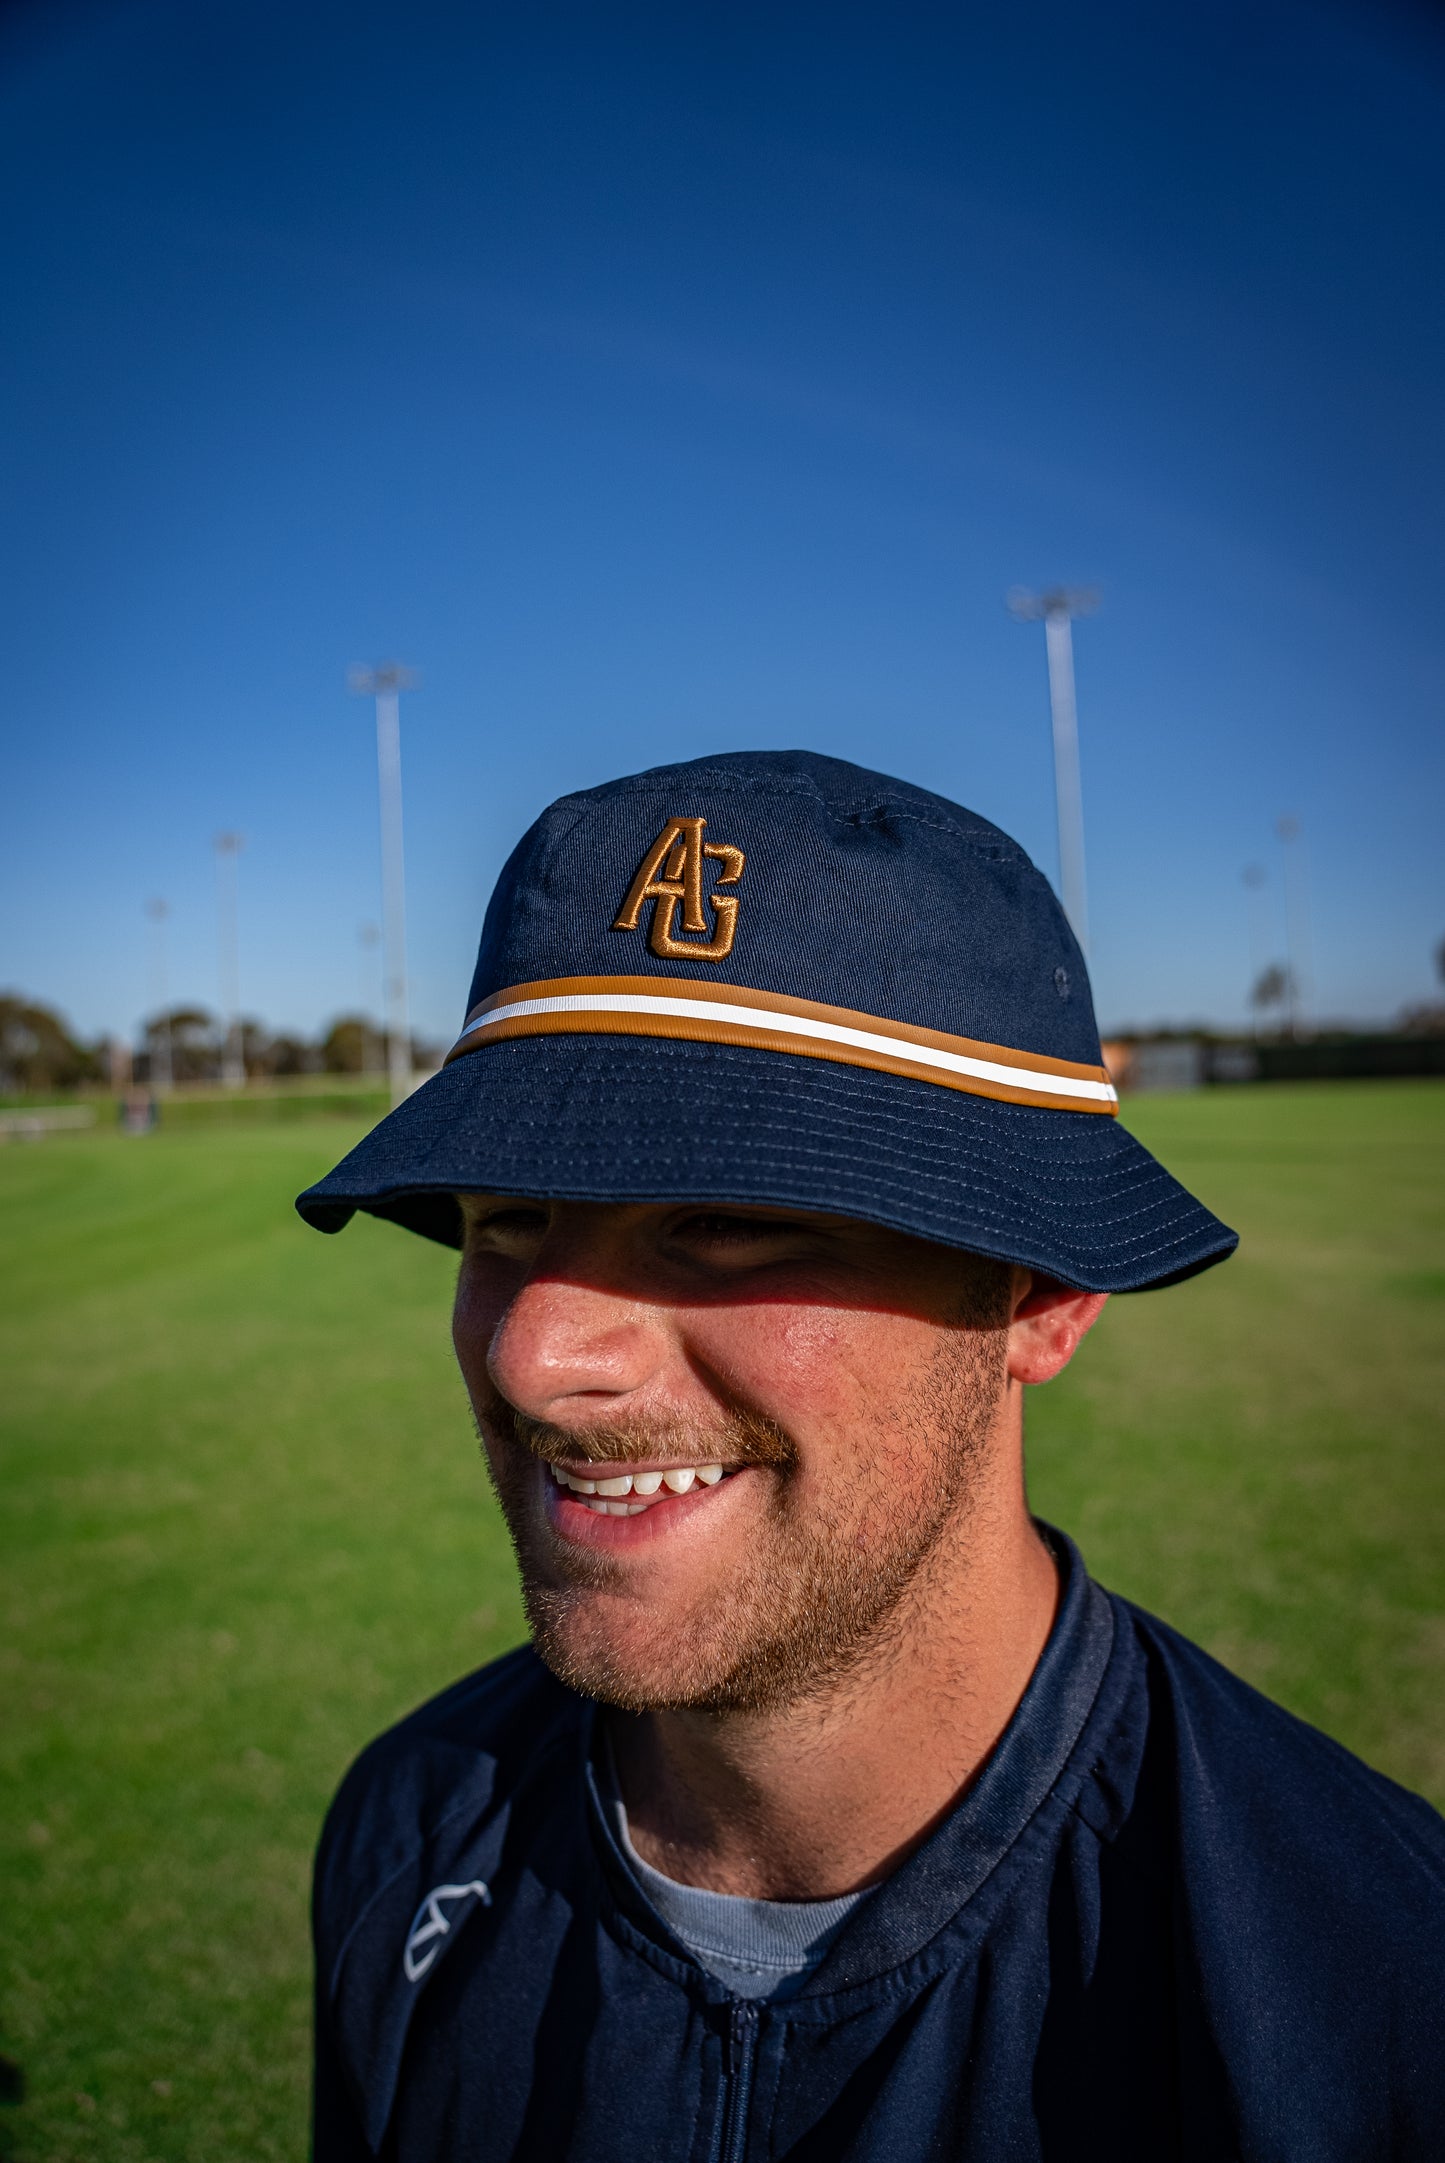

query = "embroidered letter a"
[613,817,746,962]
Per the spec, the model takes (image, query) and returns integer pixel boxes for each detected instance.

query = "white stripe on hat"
[446,976,1117,1114]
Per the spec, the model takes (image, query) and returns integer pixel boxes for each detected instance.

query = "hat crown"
[469,749,1100,1064]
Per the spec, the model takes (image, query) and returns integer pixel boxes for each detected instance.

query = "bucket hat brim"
[296,1035,1236,1293]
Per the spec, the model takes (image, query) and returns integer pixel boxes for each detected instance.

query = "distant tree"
[267,1033,321,1078]
[1250,964,1295,1030]
[237,1020,272,1079]
[1393,941,1445,1035]
[0,994,102,1091]
[320,1015,380,1075]
[142,1007,217,1084]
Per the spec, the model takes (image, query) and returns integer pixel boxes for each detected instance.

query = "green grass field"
[2,1083,1443,2160]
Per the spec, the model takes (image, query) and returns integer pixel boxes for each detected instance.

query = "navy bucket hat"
[297,750,1236,1291]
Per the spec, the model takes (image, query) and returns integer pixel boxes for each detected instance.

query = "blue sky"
[3,0,1442,1044]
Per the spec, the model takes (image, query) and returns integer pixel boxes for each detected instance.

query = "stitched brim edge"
[294,1036,1238,1293]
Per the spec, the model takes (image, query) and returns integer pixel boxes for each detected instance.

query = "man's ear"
[1005,1270,1109,1386]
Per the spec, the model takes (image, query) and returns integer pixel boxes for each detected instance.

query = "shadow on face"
[451,1197,1019,1713]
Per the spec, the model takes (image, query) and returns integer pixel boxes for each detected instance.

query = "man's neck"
[607,1502,1059,1901]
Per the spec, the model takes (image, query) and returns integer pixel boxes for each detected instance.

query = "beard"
[474,1324,1008,1718]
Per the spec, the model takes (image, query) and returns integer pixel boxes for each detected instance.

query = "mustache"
[496,1401,794,1471]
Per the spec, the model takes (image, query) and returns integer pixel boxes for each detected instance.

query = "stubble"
[474,1313,1010,1717]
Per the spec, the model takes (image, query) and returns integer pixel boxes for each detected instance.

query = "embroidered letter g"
[613,817,746,962]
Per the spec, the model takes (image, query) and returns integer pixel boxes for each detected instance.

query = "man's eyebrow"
[670,1209,840,1240]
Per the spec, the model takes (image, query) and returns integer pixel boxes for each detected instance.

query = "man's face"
[453,1198,1013,1715]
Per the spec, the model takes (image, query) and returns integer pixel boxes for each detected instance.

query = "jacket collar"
[802,1525,1115,1993]
[581,1526,1116,1997]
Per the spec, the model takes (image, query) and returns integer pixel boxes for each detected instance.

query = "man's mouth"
[544,1460,733,1517]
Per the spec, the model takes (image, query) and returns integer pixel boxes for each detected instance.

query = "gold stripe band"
[444,976,1117,1115]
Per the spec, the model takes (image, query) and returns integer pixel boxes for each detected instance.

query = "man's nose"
[485,1273,668,1422]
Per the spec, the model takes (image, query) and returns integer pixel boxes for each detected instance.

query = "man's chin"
[502,1446,959,1715]
[520,1578,888,1717]
[523,1586,737,1712]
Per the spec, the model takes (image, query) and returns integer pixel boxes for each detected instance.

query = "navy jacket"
[313,1536,1445,2160]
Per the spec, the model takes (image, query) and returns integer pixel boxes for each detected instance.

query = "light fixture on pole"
[214,831,245,1089]
[145,897,173,1093]
[1006,586,1099,956]
[349,663,417,1106]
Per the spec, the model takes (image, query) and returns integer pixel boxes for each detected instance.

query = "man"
[298,750,1445,2161]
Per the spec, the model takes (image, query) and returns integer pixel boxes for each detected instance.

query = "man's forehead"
[452,1195,1015,1291]
[457,1192,830,1214]
[457,1193,893,1233]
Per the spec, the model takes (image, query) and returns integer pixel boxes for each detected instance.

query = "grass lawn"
[1,1082,1442,2159]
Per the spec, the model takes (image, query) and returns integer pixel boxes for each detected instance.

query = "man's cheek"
[451,1253,514,1374]
[482,1449,551,1561]
[719,1308,869,1429]
[454,1289,506,1410]
[450,1280,482,1380]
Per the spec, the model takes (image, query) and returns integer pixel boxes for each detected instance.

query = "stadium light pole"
[145,897,173,1093]
[349,663,417,1106]
[1006,586,1098,956]
[214,832,245,1088]
[358,921,383,1076]
[1275,815,1311,1039]
[1242,863,1269,1039]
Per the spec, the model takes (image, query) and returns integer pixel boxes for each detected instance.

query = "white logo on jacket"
[403,1880,493,1982]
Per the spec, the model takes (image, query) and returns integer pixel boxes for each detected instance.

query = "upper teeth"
[548,1461,726,1508]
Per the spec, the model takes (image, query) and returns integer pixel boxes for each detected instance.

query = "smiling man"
[299,751,1445,2162]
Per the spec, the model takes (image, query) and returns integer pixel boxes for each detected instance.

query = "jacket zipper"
[717,2002,759,2163]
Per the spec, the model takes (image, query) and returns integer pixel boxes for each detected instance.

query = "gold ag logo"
[614,817,746,962]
